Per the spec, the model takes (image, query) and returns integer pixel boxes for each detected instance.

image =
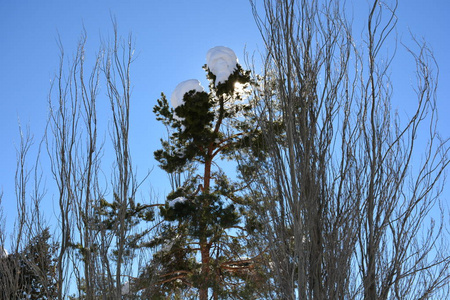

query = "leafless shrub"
[248,0,450,299]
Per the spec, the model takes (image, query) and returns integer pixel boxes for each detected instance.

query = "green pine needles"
[140,50,269,299]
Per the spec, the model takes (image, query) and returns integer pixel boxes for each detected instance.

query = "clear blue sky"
[0,0,449,242]
[0,0,263,237]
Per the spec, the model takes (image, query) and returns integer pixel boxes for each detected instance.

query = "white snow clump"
[169,196,188,208]
[206,46,238,85]
[171,79,204,109]
[0,247,8,258]
[175,148,186,158]
[121,281,130,295]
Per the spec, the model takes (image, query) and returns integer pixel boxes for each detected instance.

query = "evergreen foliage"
[138,58,271,298]
[0,228,58,299]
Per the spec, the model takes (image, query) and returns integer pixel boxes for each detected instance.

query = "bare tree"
[45,25,147,299]
[0,122,57,299]
[47,29,117,299]
[35,22,156,299]
[0,126,34,298]
[47,38,81,298]
[67,31,105,299]
[357,3,450,299]
[249,0,450,299]
[103,23,140,299]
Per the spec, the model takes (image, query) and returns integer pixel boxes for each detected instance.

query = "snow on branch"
[170,79,204,108]
[0,246,8,258]
[206,46,238,85]
[169,196,188,208]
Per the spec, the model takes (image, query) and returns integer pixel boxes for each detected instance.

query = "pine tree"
[137,47,270,299]
[0,228,58,299]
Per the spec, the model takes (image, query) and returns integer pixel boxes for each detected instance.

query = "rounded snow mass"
[169,196,188,208]
[170,79,204,109]
[0,246,7,258]
[206,46,238,85]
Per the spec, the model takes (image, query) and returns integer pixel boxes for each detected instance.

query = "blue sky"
[0,0,449,242]
[0,0,263,235]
